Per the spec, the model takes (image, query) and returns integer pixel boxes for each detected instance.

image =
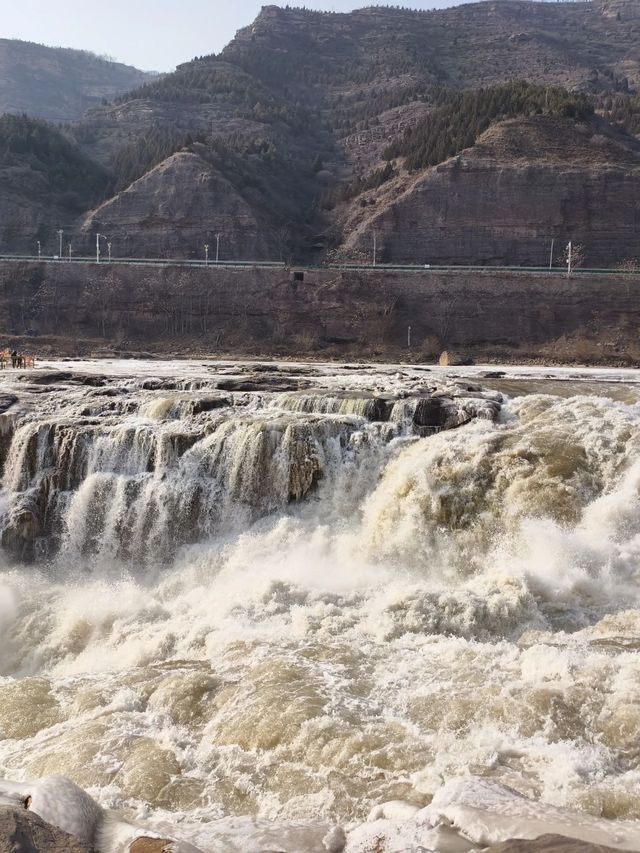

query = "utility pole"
[567,241,572,277]
[216,233,220,264]
[373,232,377,267]
[549,238,555,270]
[37,241,41,261]
[57,229,63,260]
[205,244,209,266]
[96,233,109,264]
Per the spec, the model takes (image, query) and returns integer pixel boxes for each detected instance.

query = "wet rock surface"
[485,835,627,853]
[0,360,502,564]
[0,807,94,852]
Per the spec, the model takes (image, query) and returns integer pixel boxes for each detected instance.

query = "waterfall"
[0,368,501,564]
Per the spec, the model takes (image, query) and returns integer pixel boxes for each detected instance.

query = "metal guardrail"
[1,254,640,276]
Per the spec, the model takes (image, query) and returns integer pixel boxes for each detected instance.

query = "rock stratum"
[1,261,639,366]
[342,115,640,267]
[3,1,640,265]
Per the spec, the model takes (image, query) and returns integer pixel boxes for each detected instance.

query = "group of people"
[0,349,33,369]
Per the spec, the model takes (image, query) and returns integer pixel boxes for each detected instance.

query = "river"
[0,359,639,851]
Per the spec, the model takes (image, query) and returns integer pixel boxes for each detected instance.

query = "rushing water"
[1,360,640,851]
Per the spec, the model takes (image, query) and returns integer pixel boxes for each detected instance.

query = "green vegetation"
[384,82,594,171]
[111,124,191,192]
[596,92,640,136]
[0,113,110,204]
[321,162,396,209]
[115,59,309,132]
[322,82,595,208]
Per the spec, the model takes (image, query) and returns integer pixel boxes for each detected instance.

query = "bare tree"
[557,242,586,276]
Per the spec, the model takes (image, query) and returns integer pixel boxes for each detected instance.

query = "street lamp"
[68,244,73,262]
[204,244,209,266]
[57,229,63,260]
[37,241,41,261]
[96,233,110,264]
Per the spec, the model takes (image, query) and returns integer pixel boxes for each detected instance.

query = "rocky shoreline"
[0,806,629,853]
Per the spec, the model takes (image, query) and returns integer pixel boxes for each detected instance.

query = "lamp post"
[37,241,41,261]
[96,233,110,264]
[68,244,72,262]
[205,244,209,266]
[216,233,220,264]
[57,229,63,260]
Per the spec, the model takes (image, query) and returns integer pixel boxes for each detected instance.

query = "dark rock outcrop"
[0,806,94,852]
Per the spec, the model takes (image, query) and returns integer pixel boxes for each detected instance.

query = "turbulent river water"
[1,359,640,852]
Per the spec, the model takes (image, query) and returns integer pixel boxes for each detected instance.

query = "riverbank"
[1,263,639,365]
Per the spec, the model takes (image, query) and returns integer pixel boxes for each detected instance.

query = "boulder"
[439,351,474,367]
[0,806,93,852]
[129,839,173,853]
[190,396,232,415]
[485,834,626,853]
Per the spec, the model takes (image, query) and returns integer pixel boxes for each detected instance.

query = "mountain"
[0,114,110,253]
[0,39,155,122]
[339,111,640,267]
[3,1,640,265]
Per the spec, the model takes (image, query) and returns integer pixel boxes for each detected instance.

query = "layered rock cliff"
[81,151,272,261]
[340,114,640,267]
[1,262,639,366]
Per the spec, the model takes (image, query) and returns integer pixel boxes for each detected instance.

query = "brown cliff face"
[2,262,640,367]
[80,151,272,261]
[341,115,640,267]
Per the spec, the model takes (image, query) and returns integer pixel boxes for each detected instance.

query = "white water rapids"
[0,359,640,851]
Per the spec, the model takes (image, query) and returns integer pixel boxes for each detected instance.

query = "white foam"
[0,363,639,850]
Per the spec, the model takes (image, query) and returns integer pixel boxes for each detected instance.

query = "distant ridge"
[0,38,156,122]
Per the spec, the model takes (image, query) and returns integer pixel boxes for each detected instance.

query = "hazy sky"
[3,0,465,72]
